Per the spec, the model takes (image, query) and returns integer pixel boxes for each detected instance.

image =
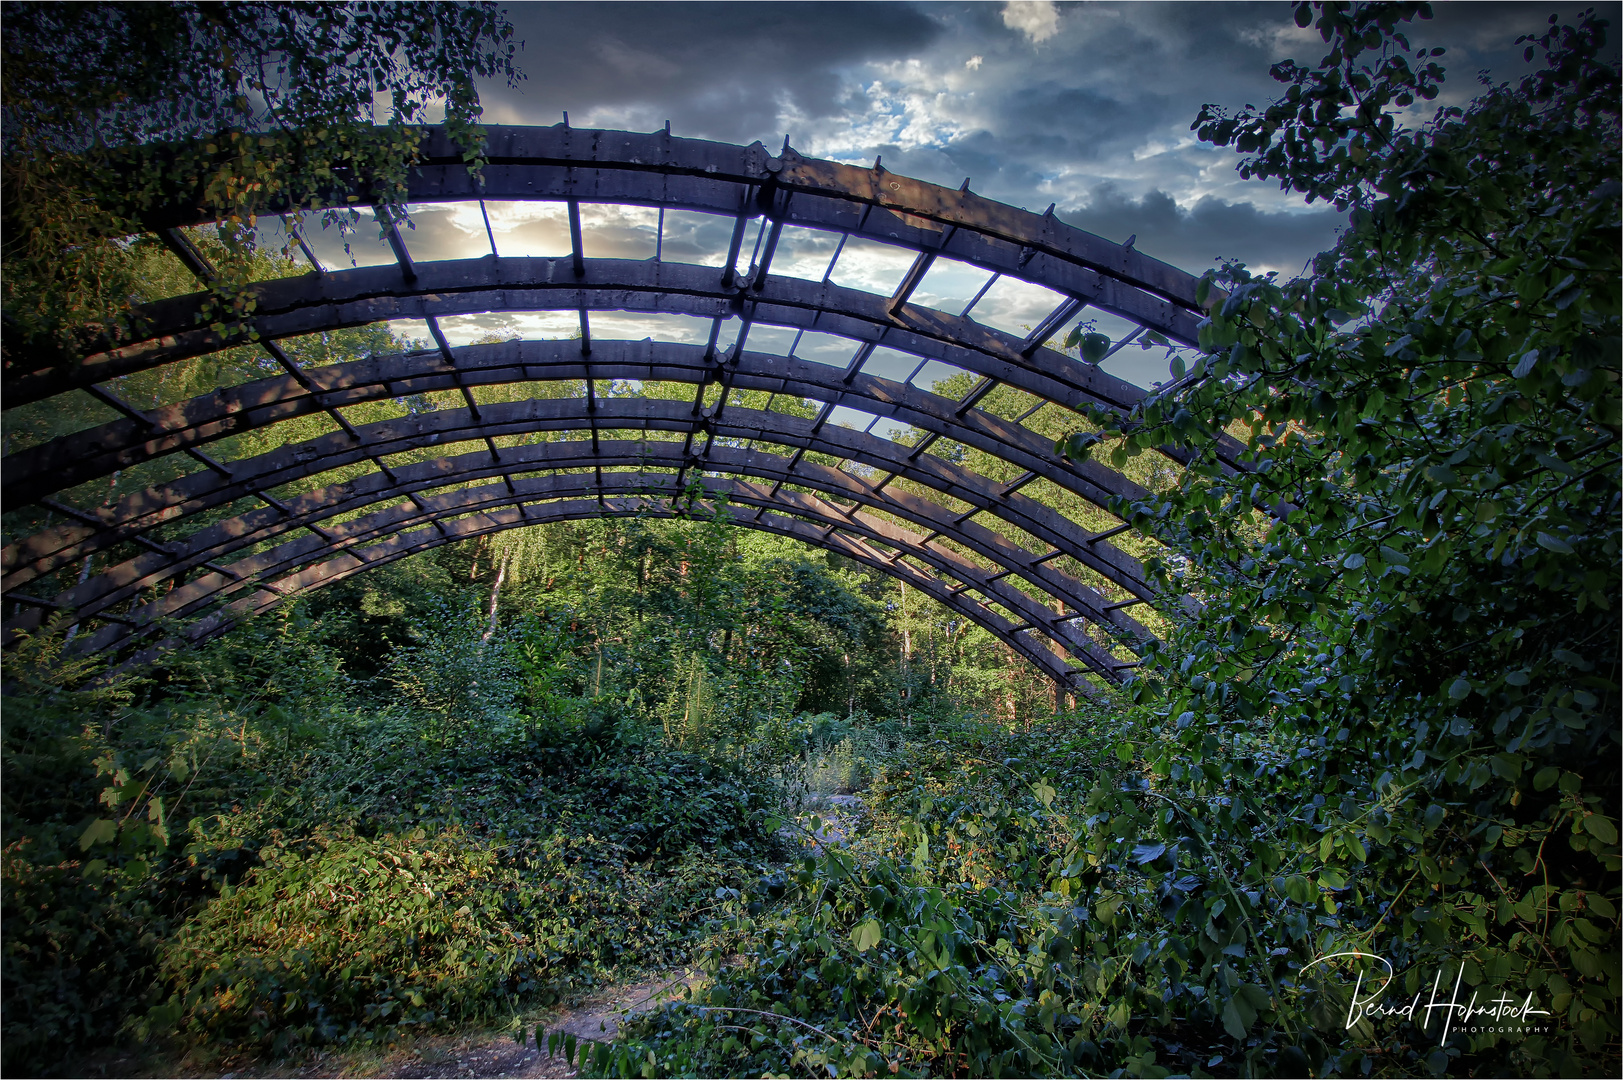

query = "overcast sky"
[310,1,1614,389]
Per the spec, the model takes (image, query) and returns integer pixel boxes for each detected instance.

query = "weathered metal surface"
[6,439,1152,652]
[4,399,1152,601]
[1,126,1216,682]
[5,339,1147,510]
[85,503,1103,685]
[64,476,1134,683]
[2,258,1154,410]
[125,125,1201,316]
[104,497,1108,690]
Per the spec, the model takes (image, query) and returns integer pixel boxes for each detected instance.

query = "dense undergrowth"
[570,9,1623,1078]
[2,500,1029,1076]
[1,612,790,1073]
[3,6,1619,1080]
[588,698,1618,1079]
[3,453,1066,1077]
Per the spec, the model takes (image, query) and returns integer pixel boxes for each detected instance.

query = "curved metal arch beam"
[6,337,1149,513]
[7,441,1156,671]
[13,441,1150,656]
[68,475,1133,684]
[108,497,1101,693]
[132,125,1202,327]
[13,446,1148,644]
[4,399,1155,605]
[5,257,1162,414]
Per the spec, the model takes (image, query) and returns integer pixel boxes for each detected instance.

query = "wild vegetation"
[2,501,1073,1075]
[1,0,518,352]
[2,3,1618,1079]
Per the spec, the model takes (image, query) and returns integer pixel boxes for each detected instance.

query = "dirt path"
[134,973,700,1080]
[83,809,871,1080]
[393,796,865,1078]
[374,974,696,1079]
[789,793,866,850]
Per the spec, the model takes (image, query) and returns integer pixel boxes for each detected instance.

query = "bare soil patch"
[72,973,698,1080]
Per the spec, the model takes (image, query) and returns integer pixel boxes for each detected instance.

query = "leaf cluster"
[1051,4,1620,1073]
[1,1,520,351]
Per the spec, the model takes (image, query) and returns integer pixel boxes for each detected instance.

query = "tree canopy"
[1053,2,1620,1071]
[1,1,519,352]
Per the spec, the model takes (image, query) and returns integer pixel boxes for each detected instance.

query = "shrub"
[1,842,169,1076]
[157,829,544,1052]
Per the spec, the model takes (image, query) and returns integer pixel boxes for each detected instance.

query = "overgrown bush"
[2,605,791,1071]
[147,703,789,1055]
[1,841,174,1075]
[155,829,535,1052]
[580,710,1143,1078]
[586,685,1622,1078]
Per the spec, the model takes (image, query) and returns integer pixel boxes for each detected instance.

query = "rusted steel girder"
[1,126,1219,683]
[5,338,1148,513]
[5,399,1155,601]
[63,476,1136,686]
[117,125,1202,328]
[102,499,1110,692]
[2,258,1163,411]
[6,409,1162,639]
[6,440,1154,658]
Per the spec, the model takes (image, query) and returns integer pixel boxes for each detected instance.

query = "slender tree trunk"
[899,580,911,659]
[480,552,509,645]
[1050,598,1075,713]
[68,470,122,643]
[928,615,936,686]
[63,555,95,643]
[1001,643,1019,727]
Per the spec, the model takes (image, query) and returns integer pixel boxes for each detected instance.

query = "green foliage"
[1,837,176,1076]
[381,603,523,730]
[155,829,535,1051]
[1,1,520,350]
[1046,4,1620,1074]
[581,711,1183,1079]
[566,8,1623,1079]
[4,494,1063,1072]
[1,599,790,1072]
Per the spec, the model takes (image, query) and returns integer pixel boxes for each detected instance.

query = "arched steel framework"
[2,125,1220,691]
[92,487,1127,691]
[39,447,1154,667]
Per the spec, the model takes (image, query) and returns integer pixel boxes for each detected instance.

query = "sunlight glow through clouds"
[1001,1,1060,44]
[476,3,1587,288]
[347,2,1594,390]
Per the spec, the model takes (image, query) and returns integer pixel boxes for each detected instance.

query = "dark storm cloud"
[1060,185,1343,279]
[482,2,942,141]
[473,1,1618,279]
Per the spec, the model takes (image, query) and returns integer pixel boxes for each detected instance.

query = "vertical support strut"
[425,316,500,463]
[282,215,326,274]
[568,197,586,279]
[719,185,756,288]
[959,272,1000,318]
[1020,296,1085,357]
[376,204,417,282]
[479,199,499,257]
[751,192,791,290]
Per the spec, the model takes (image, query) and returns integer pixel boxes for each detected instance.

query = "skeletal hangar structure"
[2,125,1228,693]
